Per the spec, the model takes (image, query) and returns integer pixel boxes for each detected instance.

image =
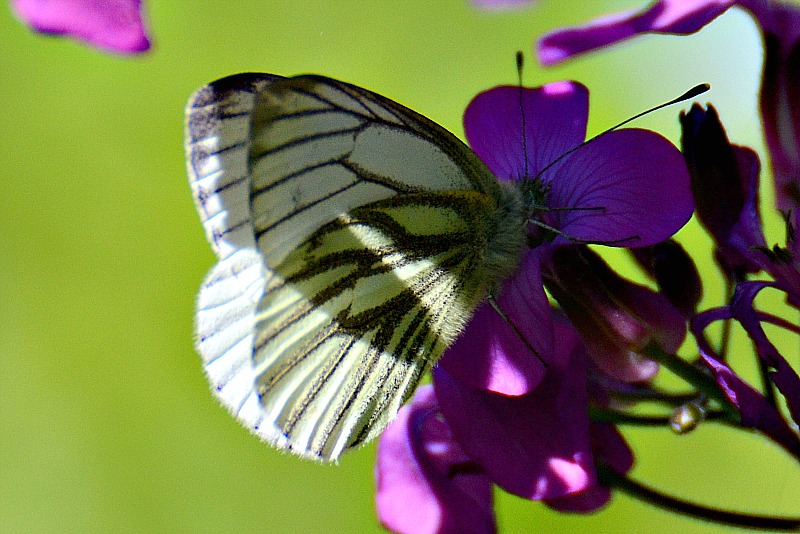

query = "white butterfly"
[185,73,526,461]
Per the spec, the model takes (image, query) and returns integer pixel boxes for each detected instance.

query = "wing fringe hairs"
[185,73,526,461]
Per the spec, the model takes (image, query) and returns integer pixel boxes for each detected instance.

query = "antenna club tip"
[685,83,711,99]
[516,51,524,69]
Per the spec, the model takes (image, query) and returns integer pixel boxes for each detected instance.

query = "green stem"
[642,341,738,418]
[600,466,800,531]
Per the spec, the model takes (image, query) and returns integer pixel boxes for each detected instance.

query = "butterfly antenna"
[534,83,711,181]
[488,295,547,367]
[517,51,530,180]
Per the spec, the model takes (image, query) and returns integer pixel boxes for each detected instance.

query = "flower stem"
[642,341,738,417]
[599,465,800,531]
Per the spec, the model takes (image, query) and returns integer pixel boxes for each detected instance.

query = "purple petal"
[464,82,588,181]
[438,250,552,395]
[680,104,767,273]
[11,0,151,54]
[725,148,768,262]
[434,318,594,501]
[544,128,693,247]
[537,0,737,66]
[544,423,634,513]
[544,485,611,513]
[375,386,496,534]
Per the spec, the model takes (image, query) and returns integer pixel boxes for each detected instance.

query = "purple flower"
[11,0,151,54]
[462,81,693,249]
[536,0,800,210]
[680,104,800,299]
[438,80,693,396]
[376,315,634,529]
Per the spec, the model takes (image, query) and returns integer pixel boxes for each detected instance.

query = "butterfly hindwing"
[186,73,525,460]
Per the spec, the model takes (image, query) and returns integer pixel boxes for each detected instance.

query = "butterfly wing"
[186,74,524,460]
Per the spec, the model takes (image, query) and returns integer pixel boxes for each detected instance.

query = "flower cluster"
[377,1,800,532]
[376,79,695,532]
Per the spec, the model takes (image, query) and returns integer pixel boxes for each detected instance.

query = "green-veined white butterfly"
[186,73,527,461]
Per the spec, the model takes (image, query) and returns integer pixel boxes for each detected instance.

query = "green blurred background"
[1,1,798,532]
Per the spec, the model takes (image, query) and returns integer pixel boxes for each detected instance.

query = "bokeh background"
[1,1,798,532]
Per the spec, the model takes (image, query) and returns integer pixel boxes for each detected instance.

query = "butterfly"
[185,73,527,461]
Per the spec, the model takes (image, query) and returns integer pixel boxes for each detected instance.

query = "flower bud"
[545,246,686,382]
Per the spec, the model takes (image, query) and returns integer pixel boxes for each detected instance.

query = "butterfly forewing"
[187,73,525,461]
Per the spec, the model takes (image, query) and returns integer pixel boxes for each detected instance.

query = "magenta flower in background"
[536,0,737,66]
[11,0,151,54]
[536,0,800,211]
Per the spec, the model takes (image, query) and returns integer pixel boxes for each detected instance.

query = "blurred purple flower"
[11,0,151,54]
[438,80,693,397]
[536,0,800,210]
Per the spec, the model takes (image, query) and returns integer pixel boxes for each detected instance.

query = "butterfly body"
[186,73,526,460]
